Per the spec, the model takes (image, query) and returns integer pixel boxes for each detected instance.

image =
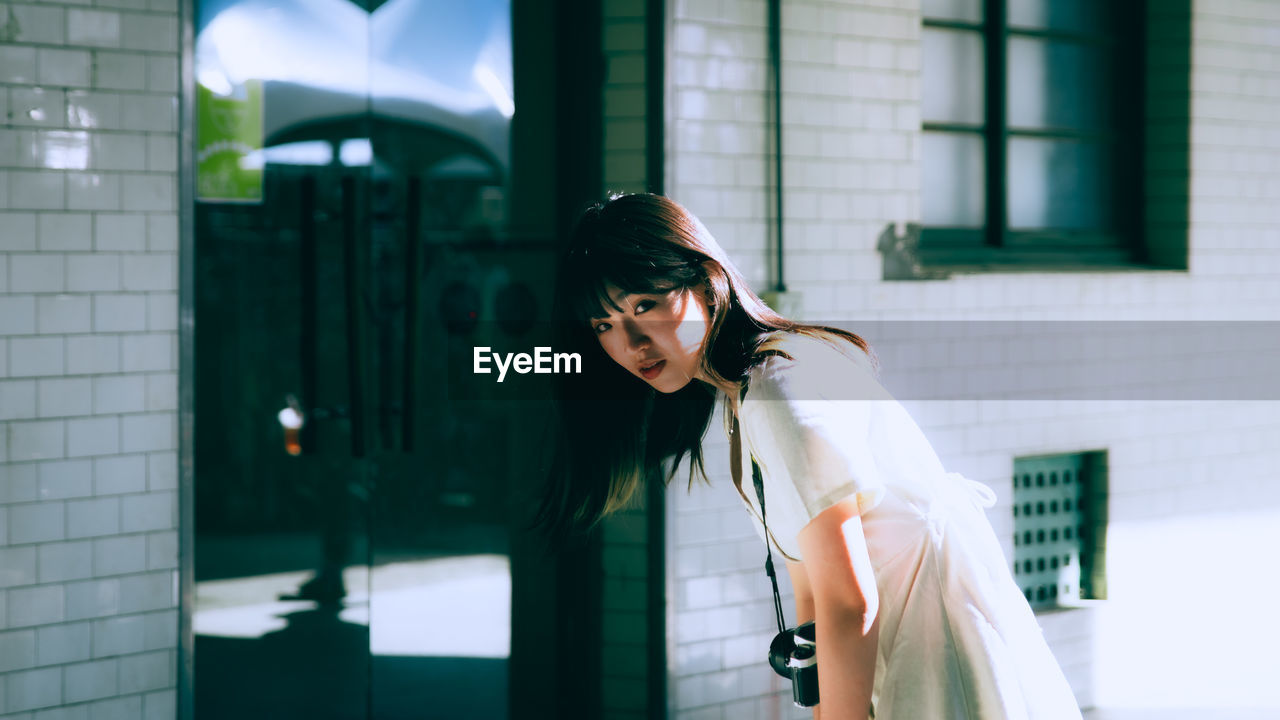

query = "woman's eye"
[593,322,610,334]
[635,299,656,314]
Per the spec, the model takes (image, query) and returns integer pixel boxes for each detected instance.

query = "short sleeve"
[739,345,888,522]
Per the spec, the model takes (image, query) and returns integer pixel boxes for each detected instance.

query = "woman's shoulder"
[745,330,885,403]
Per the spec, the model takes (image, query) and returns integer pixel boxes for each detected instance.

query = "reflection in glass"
[922,28,985,125]
[922,131,985,227]
[1007,38,1113,131]
[1007,0,1113,34]
[1008,137,1114,230]
[922,0,982,23]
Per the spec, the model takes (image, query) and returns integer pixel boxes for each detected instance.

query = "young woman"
[536,193,1083,720]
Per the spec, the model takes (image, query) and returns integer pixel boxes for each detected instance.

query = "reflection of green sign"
[197,79,263,203]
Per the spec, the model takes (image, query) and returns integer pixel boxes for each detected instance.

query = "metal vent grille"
[1012,452,1107,610]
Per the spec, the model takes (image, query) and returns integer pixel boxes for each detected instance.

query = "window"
[920,0,1145,267]
[1012,451,1108,610]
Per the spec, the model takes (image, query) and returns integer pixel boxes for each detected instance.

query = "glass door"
[191,1,546,717]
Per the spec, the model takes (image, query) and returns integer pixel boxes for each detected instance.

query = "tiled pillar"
[0,1,181,717]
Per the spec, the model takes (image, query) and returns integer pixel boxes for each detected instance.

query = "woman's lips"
[640,360,666,379]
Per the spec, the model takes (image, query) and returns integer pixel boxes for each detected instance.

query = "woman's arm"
[796,497,879,720]
[785,559,815,627]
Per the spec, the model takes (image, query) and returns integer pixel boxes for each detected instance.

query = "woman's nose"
[622,319,650,350]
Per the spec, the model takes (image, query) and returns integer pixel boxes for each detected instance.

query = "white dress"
[732,332,1083,720]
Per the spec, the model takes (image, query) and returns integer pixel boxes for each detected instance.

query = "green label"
[196,79,264,203]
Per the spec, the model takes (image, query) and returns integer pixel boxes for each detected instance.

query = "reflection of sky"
[195,0,511,165]
[195,554,510,659]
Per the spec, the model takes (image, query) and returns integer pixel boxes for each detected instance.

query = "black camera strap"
[731,384,788,636]
[752,455,789,635]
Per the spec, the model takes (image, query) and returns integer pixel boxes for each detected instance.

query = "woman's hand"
[796,497,879,720]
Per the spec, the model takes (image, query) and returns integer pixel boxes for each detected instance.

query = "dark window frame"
[920,0,1148,269]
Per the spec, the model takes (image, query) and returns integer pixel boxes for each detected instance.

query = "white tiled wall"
[665,0,1280,717]
[0,0,180,716]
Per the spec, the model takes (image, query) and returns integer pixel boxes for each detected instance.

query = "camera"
[768,621,818,707]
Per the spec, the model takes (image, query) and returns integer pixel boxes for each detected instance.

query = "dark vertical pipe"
[984,0,1007,248]
[342,175,366,458]
[767,0,786,292]
[176,0,196,712]
[300,175,318,454]
[401,176,421,452]
[645,3,668,717]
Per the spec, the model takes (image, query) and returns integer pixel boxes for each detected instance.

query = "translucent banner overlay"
[444,321,1280,401]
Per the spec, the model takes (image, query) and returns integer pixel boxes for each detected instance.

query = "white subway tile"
[90,133,147,172]
[0,212,38,250]
[146,55,178,94]
[145,530,176,570]
[146,293,176,331]
[64,658,118,703]
[0,629,38,673]
[10,171,66,211]
[4,666,63,713]
[92,615,145,658]
[141,609,176,651]
[37,375,93,419]
[67,254,121,292]
[93,294,147,333]
[145,133,177,173]
[37,295,92,335]
[122,254,175,291]
[143,372,175,411]
[146,213,176,251]
[95,213,146,251]
[0,45,37,84]
[37,458,92,499]
[0,546,38,588]
[93,375,146,415]
[66,172,122,211]
[10,500,66,544]
[9,254,64,293]
[68,9,123,47]
[88,693,143,720]
[121,333,171,372]
[38,540,94,584]
[94,454,146,495]
[0,297,37,336]
[10,338,66,379]
[121,174,175,211]
[7,418,65,461]
[119,94,177,134]
[120,491,173,533]
[64,577,120,620]
[117,572,172,612]
[11,4,66,45]
[9,87,67,130]
[67,91,123,130]
[37,622,93,666]
[37,48,93,88]
[120,13,178,52]
[0,463,39,503]
[66,497,120,539]
[66,335,121,375]
[121,413,173,453]
[92,51,148,92]
[118,649,168,693]
[146,451,175,491]
[8,584,66,627]
[66,416,120,457]
[94,535,146,576]
[38,213,93,251]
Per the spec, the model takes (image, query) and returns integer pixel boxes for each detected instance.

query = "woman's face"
[590,282,712,393]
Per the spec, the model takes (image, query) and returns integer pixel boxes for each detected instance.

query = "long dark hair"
[534,193,875,543]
